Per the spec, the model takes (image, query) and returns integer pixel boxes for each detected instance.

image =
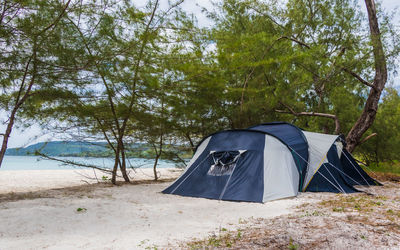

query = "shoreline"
[0,155,178,171]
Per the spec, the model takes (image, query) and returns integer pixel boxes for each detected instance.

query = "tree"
[3,0,397,177]
[29,0,191,184]
[164,37,229,149]
[204,0,398,152]
[127,12,226,179]
[204,0,370,131]
[0,0,73,167]
[357,88,400,164]
[345,0,388,152]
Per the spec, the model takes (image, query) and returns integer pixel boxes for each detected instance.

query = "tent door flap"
[207,150,245,176]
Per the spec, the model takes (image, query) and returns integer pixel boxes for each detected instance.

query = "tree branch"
[37,152,115,174]
[240,67,256,112]
[281,36,311,49]
[278,36,375,90]
[340,67,375,88]
[358,133,377,145]
[276,102,341,134]
[38,0,72,35]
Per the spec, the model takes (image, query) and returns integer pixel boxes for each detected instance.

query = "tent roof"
[194,128,291,152]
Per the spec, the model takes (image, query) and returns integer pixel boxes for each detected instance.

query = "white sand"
[0,169,309,249]
[0,168,182,194]
[0,169,96,194]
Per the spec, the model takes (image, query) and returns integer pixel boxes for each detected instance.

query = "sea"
[0,155,177,171]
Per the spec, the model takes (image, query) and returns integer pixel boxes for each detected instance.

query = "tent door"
[208,150,246,176]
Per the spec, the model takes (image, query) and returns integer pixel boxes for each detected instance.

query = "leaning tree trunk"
[0,111,17,167]
[0,47,37,168]
[119,140,131,182]
[153,154,160,181]
[111,145,120,184]
[345,0,387,153]
[0,0,71,168]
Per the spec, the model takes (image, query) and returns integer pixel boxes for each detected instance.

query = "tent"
[162,122,380,203]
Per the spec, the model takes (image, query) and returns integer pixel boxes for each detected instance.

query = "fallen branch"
[37,152,114,174]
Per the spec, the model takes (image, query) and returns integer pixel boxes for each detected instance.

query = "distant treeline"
[6,141,191,159]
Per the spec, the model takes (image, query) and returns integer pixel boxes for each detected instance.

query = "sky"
[1,0,399,148]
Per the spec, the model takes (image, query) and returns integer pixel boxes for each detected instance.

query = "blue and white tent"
[162,122,380,203]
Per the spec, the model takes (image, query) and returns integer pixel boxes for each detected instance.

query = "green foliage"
[0,0,83,113]
[1,0,399,172]
[17,0,194,178]
[187,230,241,249]
[76,207,87,212]
[362,161,400,175]
[288,237,299,250]
[332,207,345,212]
[204,0,375,131]
[356,88,400,163]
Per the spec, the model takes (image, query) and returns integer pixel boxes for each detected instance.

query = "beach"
[0,168,181,194]
[0,168,308,249]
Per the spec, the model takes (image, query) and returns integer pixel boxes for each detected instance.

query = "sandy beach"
[0,168,182,194]
[0,168,309,249]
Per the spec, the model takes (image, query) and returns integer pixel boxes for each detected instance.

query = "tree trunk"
[119,140,130,182]
[0,111,16,167]
[152,133,163,181]
[153,154,160,181]
[0,46,36,168]
[345,0,387,152]
[185,132,195,153]
[111,146,120,184]
[0,0,71,168]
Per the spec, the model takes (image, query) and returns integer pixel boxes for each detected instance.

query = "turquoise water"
[0,155,176,171]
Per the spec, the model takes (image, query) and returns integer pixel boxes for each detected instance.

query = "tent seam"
[303,153,328,191]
